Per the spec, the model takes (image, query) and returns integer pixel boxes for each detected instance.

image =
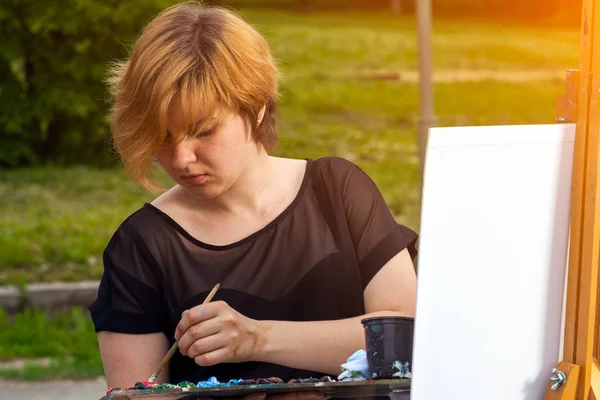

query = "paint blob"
[106,376,338,397]
[104,350,410,397]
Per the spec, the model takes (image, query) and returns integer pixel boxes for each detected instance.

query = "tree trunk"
[38,111,65,163]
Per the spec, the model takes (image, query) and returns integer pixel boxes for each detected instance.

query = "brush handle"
[148,283,221,382]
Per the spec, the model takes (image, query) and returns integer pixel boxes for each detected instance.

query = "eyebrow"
[166,118,216,136]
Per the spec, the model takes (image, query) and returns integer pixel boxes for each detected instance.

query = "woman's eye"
[195,129,213,138]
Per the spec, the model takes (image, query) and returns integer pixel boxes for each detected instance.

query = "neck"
[189,149,278,215]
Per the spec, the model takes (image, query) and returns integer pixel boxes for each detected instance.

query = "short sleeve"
[89,222,167,334]
[335,159,418,288]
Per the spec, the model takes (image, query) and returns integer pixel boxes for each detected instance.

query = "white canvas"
[410,124,575,400]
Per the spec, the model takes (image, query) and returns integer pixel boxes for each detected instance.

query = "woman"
[89,0,419,391]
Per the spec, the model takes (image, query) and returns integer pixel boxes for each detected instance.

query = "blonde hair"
[107,1,279,190]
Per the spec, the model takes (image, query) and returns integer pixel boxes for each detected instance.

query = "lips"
[181,174,208,185]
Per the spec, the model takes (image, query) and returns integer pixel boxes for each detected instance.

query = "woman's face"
[155,102,261,200]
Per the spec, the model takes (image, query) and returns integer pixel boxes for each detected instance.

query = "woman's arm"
[255,248,416,375]
[98,331,171,389]
[176,248,416,376]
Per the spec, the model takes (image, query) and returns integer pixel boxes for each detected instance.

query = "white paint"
[411,124,575,400]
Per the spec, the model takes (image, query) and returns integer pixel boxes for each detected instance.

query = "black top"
[89,157,418,383]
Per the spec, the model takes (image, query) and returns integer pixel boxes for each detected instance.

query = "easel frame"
[546,0,600,399]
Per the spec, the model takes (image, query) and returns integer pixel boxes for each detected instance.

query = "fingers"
[176,301,225,340]
[177,318,222,355]
[194,347,235,367]
[182,333,228,358]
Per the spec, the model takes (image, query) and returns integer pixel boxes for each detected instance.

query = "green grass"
[0,358,103,381]
[0,168,158,283]
[245,10,579,71]
[0,307,103,380]
[0,10,579,285]
[0,308,99,359]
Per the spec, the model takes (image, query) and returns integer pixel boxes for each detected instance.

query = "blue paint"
[194,376,246,387]
[197,376,221,387]
[201,308,206,315]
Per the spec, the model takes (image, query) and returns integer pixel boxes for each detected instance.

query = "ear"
[256,104,267,128]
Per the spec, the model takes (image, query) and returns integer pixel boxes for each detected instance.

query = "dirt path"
[284,68,566,83]
[0,378,107,400]
[399,69,566,83]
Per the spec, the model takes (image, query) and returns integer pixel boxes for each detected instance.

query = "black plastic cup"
[361,316,414,380]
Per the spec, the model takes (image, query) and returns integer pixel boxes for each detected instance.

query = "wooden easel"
[546,0,600,399]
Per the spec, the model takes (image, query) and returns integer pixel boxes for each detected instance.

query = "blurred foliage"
[0,0,583,169]
[225,0,581,21]
[0,0,177,168]
[430,0,581,21]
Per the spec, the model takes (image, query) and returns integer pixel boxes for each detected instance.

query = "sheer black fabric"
[89,157,418,383]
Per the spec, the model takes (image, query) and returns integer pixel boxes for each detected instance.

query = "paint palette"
[100,379,410,399]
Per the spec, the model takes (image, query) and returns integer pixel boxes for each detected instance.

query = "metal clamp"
[550,368,567,391]
[555,69,579,123]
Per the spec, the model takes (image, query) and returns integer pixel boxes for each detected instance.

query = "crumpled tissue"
[337,349,370,381]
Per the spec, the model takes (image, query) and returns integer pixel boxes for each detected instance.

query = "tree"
[0,0,176,167]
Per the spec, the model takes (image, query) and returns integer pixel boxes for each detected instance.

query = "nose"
[171,140,197,170]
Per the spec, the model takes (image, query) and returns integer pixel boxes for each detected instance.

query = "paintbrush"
[148,283,221,383]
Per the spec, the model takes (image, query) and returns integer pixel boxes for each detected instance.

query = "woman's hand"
[175,300,266,366]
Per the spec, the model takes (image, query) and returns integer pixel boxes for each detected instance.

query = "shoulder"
[310,156,375,191]
[149,184,180,210]
[104,203,169,254]
[111,184,183,244]
[312,156,357,173]
[101,203,173,280]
